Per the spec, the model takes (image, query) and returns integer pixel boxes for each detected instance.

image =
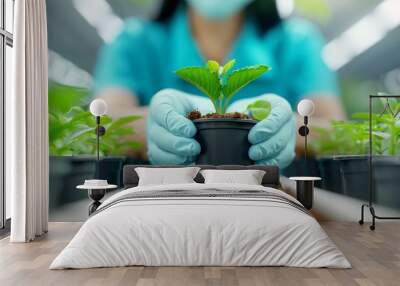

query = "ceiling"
[46,0,400,81]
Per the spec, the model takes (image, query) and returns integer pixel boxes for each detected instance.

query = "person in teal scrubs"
[93,0,345,167]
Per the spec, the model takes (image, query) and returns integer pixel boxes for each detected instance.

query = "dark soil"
[187,110,249,120]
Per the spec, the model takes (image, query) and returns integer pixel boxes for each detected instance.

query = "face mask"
[186,0,254,20]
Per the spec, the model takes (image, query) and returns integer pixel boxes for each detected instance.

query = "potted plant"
[373,157,400,208]
[312,119,370,198]
[176,59,271,165]
[282,156,322,188]
[361,100,400,208]
[312,98,400,208]
[49,83,141,209]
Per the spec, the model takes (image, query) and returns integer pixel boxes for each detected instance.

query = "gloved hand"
[227,94,296,168]
[147,88,214,164]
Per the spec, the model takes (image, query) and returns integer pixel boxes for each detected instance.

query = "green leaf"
[100,115,113,125]
[49,99,142,155]
[175,66,221,105]
[351,112,380,121]
[107,115,141,132]
[206,60,220,73]
[108,127,135,136]
[386,98,400,115]
[65,127,94,142]
[247,100,272,121]
[67,110,93,123]
[294,0,331,24]
[222,65,269,100]
[221,59,236,75]
[48,82,90,113]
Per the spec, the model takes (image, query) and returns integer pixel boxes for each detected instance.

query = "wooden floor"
[0,222,399,286]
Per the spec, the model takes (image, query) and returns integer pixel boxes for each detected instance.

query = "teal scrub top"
[93,9,338,109]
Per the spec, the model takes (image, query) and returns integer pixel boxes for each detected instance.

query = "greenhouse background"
[47,0,400,117]
[45,0,400,221]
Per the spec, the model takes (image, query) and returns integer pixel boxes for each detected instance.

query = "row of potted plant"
[49,59,273,209]
[49,65,399,210]
[49,83,144,209]
[294,99,400,208]
[177,59,271,165]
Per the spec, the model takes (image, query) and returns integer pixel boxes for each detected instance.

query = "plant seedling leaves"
[107,115,141,131]
[222,65,270,100]
[48,83,89,114]
[247,100,272,121]
[176,60,270,115]
[65,127,94,142]
[386,98,400,115]
[49,81,142,156]
[294,0,331,23]
[176,66,221,103]
[100,115,113,125]
[206,60,220,73]
[222,59,236,75]
[351,112,381,121]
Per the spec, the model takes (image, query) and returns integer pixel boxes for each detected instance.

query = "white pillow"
[200,169,266,185]
[135,167,201,186]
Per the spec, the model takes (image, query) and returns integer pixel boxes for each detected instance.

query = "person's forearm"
[112,106,147,159]
[97,88,148,160]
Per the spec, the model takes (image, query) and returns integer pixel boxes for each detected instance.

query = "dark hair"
[155,0,281,35]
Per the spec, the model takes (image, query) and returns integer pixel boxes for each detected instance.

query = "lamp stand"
[298,116,309,165]
[95,116,106,178]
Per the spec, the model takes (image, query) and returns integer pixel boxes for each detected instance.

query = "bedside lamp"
[297,99,315,162]
[289,99,320,210]
[89,99,107,161]
[80,99,116,215]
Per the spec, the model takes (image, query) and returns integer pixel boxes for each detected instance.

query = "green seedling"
[312,110,399,156]
[49,83,141,156]
[176,59,270,115]
[352,112,399,156]
[246,100,272,121]
[311,120,370,156]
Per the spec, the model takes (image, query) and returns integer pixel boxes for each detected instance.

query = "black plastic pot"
[335,155,369,200]
[194,118,256,165]
[373,156,400,209]
[317,157,343,194]
[97,157,125,187]
[282,156,322,187]
[49,156,126,210]
[317,155,370,200]
[49,156,96,210]
[319,155,369,200]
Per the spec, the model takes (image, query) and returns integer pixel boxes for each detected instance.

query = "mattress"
[50,183,350,269]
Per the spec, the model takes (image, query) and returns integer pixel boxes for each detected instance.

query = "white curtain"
[8,0,49,242]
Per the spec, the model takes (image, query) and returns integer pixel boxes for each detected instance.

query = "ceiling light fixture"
[73,0,123,43]
[323,0,400,71]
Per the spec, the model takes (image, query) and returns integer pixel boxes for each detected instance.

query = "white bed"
[50,183,350,269]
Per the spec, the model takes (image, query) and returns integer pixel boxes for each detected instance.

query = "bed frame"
[123,165,281,189]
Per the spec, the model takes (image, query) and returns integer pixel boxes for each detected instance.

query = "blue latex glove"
[147,89,214,165]
[227,94,296,168]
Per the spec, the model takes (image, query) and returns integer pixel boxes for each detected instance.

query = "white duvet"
[50,183,350,269]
